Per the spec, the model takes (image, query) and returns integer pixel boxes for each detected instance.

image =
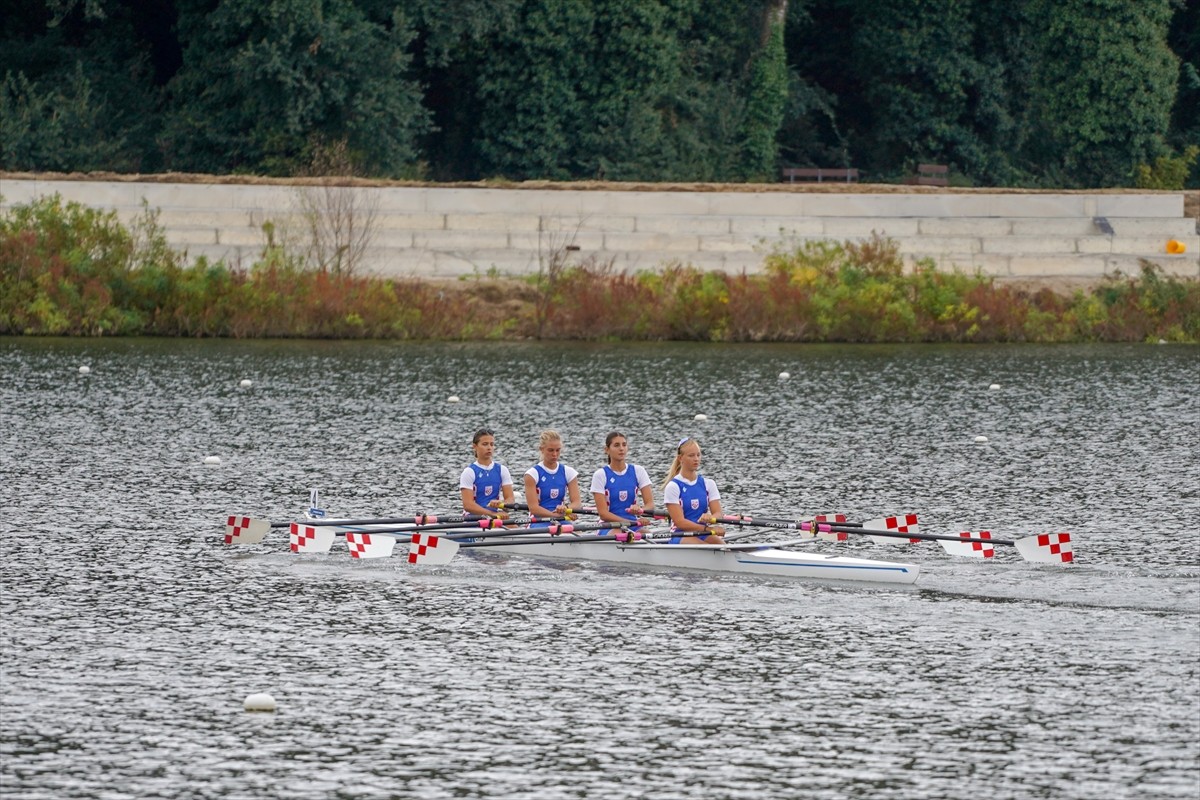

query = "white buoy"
[694,413,708,421]
[974,436,988,443]
[203,455,222,465]
[239,379,253,388]
[78,365,91,375]
[988,384,1000,390]
[778,371,791,380]
[1158,339,1167,344]
[448,395,460,403]
[243,693,276,712]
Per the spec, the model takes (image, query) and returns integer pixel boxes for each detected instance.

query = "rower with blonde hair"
[663,437,725,544]
[523,429,581,525]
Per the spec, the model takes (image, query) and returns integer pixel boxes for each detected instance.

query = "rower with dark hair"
[590,431,653,531]
[459,428,515,520]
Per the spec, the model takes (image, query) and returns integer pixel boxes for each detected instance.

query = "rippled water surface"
[2,338,1198,800]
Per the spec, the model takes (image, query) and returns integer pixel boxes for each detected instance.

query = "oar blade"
[938,531,996,558]
[224,516,270,545]
[812,514,850,542]
[861,514,922,545]
[289,522,337,554]
[345,531,396,560]
[408,533,460,565]
[1014,533,1073,564]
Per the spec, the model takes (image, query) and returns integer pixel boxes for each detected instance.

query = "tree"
[162,0,430,176]
[1024,0,1178,186]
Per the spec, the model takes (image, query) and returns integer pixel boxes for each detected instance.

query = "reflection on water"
[2,338,1198,799]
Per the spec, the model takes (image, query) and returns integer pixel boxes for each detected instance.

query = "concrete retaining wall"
[2,177,1196,281]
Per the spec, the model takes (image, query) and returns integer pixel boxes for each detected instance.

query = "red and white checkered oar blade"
[1014,533,1073,564]
[811,514,850,542]
[345,531,396,559]
[938,531,996,558]
[407,533,460,565]
[224,516,270,545]
[861,514,922,545]
[289,522,337,554]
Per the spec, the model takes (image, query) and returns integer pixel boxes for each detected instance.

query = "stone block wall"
[1,177,1196,281]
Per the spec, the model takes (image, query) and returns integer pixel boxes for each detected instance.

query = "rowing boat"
[461,535,921,584]
[222,497,1071,588]
[283,514,922,585]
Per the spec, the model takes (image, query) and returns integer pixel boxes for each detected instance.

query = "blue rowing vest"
[531,463,568,522]
[470,463,503,508]
[603,465,640,521]
[672,475,709,525]
[668,474,713,544]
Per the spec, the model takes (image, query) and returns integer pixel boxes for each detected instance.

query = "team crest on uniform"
[549,488,560,499]
[689,499,700,510]
[618,490,629,501]
[484,486,495,497]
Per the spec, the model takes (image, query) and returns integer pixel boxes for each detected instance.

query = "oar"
[223,512,497,544]
[795,521,1073,564]
[406,530,654,565]
[295,521,634,559]
[720,513,923,545]
[364,524,642,562]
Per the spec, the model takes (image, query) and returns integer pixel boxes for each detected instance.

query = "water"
[2,338,1198,800]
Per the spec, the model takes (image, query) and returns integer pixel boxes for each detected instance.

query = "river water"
[2,338,1197,800]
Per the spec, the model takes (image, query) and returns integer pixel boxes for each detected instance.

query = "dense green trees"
[0,0,1194,186]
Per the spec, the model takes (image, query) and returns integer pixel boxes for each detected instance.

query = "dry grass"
[2,170,1192,197]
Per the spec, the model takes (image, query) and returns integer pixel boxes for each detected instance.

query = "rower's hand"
[708,525,726,536]
[629,503,644,515]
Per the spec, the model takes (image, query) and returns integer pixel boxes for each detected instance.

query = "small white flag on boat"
[939,531,996,558]
[225,516,270,545]
[407,533,459,565]
[1015,532,1073,563]
[345,531,395,559]
[289,523,336,554]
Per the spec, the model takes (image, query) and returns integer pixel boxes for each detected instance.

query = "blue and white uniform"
[459,462,514,513]
[589,464,652,525]
[524,462,579,524]
[664,473,720,543]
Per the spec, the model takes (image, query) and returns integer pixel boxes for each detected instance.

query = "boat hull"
[474,539,921,585]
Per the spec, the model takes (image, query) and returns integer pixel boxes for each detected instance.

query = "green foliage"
[741,15,789,180]
[0,64,127,172]
[1,0,1195,186]
[162,0,430,176]
[1135,145,1200,190]
[1025,0,1179,187]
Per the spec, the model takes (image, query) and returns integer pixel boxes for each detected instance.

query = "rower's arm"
[566,477,582,510]
[667,502,705,533]
[461,486,498,518]
[522,473,553,517]
[593,492,622,524]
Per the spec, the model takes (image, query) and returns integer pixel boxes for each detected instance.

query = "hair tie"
[677,437,691,448]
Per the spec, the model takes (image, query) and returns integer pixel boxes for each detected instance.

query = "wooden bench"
[781,167,859,183]
[905,163,949,186]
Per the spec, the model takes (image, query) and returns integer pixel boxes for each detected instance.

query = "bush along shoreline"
[2,195,1198,343]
